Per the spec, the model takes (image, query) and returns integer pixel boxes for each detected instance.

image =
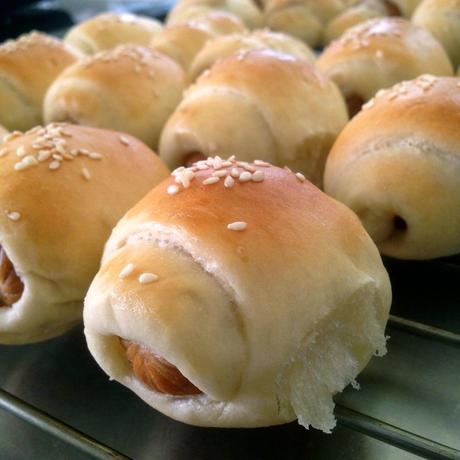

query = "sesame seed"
[52,154,63,161]
[227,221,247,231]
[37,150,51,162]
[224,175,235,188]
[203,176,220,185]
[3,131,22,142]
[55,144,66,155]
[6,211,20,221]
[197,164,208,170]
[212,169,227,177]
[23,155,38,166]
[222,161,232,167]
[89,152,103,160]
[213,157,223,169]
[79,148,90,156]
[0,148,8,157]
[70,148,79,156]
[254,160,270,167]
[120,135,130,145]
[296,172,306,183]
[240,162,256,172]
[16,146,26,157]
[239,171,252,182]
[167,184,179,195]
[48,160,61,170]
[227,155,236,161]
[252,170,264,182]
[139,272,159,284]
[230,167,240,178]
[82,168,91,180]
[14,162,28,171]
[119,263,134,279]
[172,166,185,175]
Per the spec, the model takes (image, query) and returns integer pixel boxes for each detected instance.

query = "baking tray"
[0,257,459,460]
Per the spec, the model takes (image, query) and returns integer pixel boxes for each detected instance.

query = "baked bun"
[167,0,263,29]
[64,13,163,55]
[264,0,352,48]
[324,76,460,259]
[44,45,187,150]
[150,12,247,71]
[0,123,169,344]
[412,0,460,70]
[84,157,390,430]
[0,32,80,132]
[190,29,316,80]
[159,49,347,186]
[325,0,390,44]
[317,18,453,117]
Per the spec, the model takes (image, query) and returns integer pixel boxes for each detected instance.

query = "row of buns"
[0,0,458,434]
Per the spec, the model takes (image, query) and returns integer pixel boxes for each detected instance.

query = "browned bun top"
[64,12,163,54]
[0,123,169,294]
[0,32,81,131]
[43,45,187,149]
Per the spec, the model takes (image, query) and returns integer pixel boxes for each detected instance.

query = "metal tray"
[0,258,459,460]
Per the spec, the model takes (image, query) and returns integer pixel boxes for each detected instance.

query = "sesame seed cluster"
[0,124,128,179]
[362,74,444,110]
[0,31,62,55]
[119,262,159,285]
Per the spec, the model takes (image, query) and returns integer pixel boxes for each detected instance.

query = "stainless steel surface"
[0,260,459,459]
[0,389,128,459]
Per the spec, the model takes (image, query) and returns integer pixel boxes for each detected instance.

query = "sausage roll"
[412,0,460,70]
[159,49,348,187]
[64,13,163,55]
[150,12,247,71]
[0,32,80,132]
[166,0,263,29]
[264,0,353,48]
[44,45,187,150]
[0,123,169,344]
[324,76,460,260]
[317,18,453,117]
[189,29,316,80]
[84,157,391,430]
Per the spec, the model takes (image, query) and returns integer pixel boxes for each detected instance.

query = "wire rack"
[0,258,459,460]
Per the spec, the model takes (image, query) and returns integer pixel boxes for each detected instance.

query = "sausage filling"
[120,338,202,396]
[383,0,401,16]
[345,94,366,118]
[0,246,24,307]
[182,152,206,167]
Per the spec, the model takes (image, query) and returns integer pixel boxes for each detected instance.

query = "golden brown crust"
[189,29,316,80]
[0,123,169,343]
[44,45,187,150]
[167,0,263,29]
[317,18,453,111]
[0,32,80,132]
[64,13,163,54]
[264,0,352,46]
[159,49,347,186]
[324,76,460,259]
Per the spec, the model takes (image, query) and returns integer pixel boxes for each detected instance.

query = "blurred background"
[0,0,175,41]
